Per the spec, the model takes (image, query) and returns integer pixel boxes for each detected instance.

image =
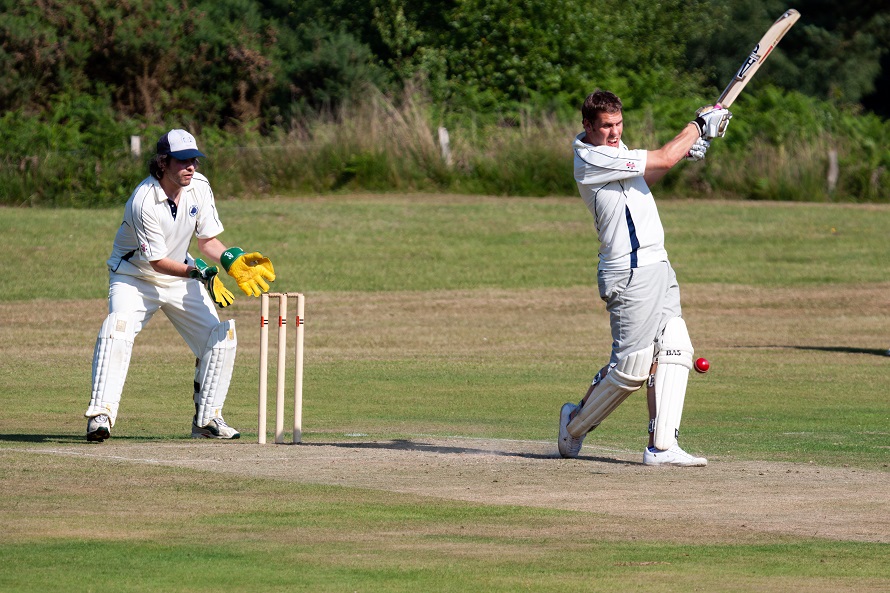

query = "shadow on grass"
[738,345,888,357]
[791,346,888,356]
[0,434,180,444]
[0,434,87,444]
[308,439,640,465]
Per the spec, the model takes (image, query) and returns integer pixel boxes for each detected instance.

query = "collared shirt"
[107,172,224,287]
[573,132,668,270]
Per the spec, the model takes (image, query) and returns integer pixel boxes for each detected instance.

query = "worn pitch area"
[18,436,889,544]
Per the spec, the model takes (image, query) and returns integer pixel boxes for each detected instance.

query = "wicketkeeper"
[558,90,731,466]
[84,129,276,442]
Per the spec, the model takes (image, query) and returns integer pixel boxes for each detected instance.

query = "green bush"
[0,92,141,206]
[1,84,888,207]
[696,88,890,202]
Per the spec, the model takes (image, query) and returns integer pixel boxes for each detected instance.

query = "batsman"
[558,90,731,466]
[83,129,276,442]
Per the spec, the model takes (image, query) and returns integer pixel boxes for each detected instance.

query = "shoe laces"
[214,417,230,428]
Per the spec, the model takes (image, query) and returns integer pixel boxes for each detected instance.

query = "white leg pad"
[567,346,653,437]
[194,320,237,427]
[85,313,135,426]
[653,317,694,450]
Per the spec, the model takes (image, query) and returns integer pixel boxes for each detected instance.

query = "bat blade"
[716,8,800,108]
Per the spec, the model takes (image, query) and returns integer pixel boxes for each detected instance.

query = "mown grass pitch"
[0,196,888,592]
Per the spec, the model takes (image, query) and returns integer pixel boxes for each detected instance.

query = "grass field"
[1,195,888,592]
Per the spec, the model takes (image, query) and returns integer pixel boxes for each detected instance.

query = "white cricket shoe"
[86,414,111,442]
[558,402,585,458]
[643,445,707,467]
[191,416,241,439]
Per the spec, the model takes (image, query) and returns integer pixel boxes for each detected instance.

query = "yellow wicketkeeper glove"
[220,247,276,297]
[190,259,235,308]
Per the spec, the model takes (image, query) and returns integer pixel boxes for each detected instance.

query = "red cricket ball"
[694,357,710,373]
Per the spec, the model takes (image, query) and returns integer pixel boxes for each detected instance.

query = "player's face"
[583,111,623,148]
[164,157,199,187]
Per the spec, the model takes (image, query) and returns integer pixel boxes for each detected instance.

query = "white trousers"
[598,261,682,365]
[107,273,220,356]
[84,273,223,424]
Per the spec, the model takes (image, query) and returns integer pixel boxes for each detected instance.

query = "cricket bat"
[715,9,800,108]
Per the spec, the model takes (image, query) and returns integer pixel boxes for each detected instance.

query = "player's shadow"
[790,346,887,356]
[310,439,637,465]
[0,434,87,444]
[740,345,887,356]
[0,434,173,444]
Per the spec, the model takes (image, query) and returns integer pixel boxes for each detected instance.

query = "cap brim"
[168,149,205,160]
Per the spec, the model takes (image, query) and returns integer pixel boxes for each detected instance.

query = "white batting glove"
[685,137,711,162]
[692,105,732,139]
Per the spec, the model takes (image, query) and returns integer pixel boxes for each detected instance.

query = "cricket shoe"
[557,402,585,458]
[86,414,111,442]
[191,416,241,439]
[643,444,707,467]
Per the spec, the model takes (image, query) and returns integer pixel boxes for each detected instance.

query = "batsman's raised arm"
[643,106,732,185]
[642,123,701,185]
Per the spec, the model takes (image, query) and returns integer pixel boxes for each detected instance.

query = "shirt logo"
[189,205,198,217]
[626,162,636,170]
[139,242,148,254]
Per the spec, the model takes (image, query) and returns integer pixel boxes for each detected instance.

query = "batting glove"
[692,105,732,139]
[685,137,711,162]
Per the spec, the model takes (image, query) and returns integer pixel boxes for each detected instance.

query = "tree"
[688,0,889,109]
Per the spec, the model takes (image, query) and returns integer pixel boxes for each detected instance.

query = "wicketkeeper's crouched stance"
[558,90,731,466]
[84,129,276,442]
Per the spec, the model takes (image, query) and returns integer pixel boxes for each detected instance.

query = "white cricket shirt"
[107,172,224,287]
[573,132,668,270]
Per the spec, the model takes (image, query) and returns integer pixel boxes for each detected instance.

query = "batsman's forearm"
[644,123,699,185]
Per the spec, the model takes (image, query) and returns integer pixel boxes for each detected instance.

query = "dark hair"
[149,154,170,180]
[149,154,200,180]
[582,90,623,123]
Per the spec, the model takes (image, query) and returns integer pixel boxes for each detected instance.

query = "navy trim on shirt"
[624,206,640,269]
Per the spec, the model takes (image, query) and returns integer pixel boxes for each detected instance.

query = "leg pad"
[85,313,135,426]
[567,346,653,437]
[653,317,694,450]
[194,320,237,427]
